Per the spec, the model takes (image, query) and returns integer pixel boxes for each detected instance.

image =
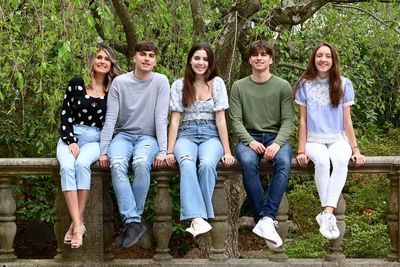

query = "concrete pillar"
[269,192,289,262]
[153,175,173,262]
[209,175,228,262]
[0,175,17,262]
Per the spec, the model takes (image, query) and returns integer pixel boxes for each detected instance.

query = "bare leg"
[77,189,90,222]
[324,206,334,214]
[64,191,82,227]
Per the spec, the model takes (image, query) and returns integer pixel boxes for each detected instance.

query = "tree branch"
[190,0,207,42]
[277,62,306,71]
[266,0,329,31]
[111,0,138,61]
[334,4,400,34]
[214,0,261,84]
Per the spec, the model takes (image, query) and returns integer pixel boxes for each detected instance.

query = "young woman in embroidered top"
[56,44,121,248]
[166,43,235,237]
[294,42,365,240]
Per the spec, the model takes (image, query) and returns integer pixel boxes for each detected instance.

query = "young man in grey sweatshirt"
[99,41,170,249]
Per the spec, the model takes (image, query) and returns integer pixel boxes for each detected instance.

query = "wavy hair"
[182,42,219,107]
[89,43,121,92]
[294,42,343,107]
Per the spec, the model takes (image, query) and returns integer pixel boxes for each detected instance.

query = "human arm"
[343,106,365,167]
[165,111,180,167]
[99,80,119,162]
[296,105,309,167]
[153,76,170,169]
[60,77,83,145]
[228,82,254,145]
[215,110,235,167]
[272,82,294,146]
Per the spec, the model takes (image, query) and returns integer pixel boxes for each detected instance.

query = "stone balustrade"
[0,157,399,266]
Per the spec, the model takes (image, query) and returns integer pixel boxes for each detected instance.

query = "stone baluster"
[53,177,64,261]
[209,175,228,262]
[387,173,399,261]
[269,192,289,262]
[326,193,346,265]
[102,173,114,261]
[0,175,17,262]
[54,170,107,262]
[153,175,173,262]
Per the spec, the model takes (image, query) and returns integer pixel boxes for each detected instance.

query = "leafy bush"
[287,176,321,234]
[285,233,326,258]
[343,213,390,258]
[13,176,56,223]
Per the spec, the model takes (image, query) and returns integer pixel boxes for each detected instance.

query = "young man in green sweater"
[229,40,294,248]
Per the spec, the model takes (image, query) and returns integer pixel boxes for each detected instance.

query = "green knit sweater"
[229,75,294,146]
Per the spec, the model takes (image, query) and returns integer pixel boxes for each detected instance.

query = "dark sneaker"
[121,222,147,249]
[115,225,129,247]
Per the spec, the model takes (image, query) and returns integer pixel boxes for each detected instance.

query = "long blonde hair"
[89,44,121,92]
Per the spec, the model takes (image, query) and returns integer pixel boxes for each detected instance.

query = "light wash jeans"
[56,124,101,191]
[108,132,159,224]
[305,139,352,208]
[174,120,223,221]
[236,132,292,223]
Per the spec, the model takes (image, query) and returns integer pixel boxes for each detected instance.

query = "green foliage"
[285,233,326,258]
[287,176,320,234]
[12,176,56,223]
[343,213,390,258]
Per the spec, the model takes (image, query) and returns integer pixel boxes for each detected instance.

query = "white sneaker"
[252,216,282,248]
[316,212,340,240]
[185,217,212,237]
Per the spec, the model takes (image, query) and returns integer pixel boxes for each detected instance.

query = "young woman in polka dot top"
[56,44,121,249]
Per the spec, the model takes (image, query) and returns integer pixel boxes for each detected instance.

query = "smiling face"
[190,49,209,77]
[249,49,273,73]
[92,49,111,75]
[314,45,333,79]
[133,50,157,74]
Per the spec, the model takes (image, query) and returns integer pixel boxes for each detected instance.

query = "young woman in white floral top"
[166,43,235,237]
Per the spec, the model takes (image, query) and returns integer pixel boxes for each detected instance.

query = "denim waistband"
[181,119,216,125]
[73,124,101,132]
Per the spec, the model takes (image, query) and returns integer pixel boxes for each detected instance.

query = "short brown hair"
[249,40,274,58]
[134,41,158,54]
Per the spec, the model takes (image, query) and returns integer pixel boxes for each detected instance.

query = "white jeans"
[305,139,352,208]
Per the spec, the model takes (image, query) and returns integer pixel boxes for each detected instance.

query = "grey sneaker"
[115,224,129,247]
[316,212,340,240]
[121,222,147,249]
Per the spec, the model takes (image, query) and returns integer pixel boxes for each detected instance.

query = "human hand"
[351,152,366,167]
[99,154,109,169]
[249,140,265,154]
[296,152,309,168]
[153,154,165,169]
[263,143,280,161]
[69,143,80,159]
[165,153,176,167]
[221,153,235,167]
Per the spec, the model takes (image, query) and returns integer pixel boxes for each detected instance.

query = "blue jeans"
[57,124,101,191]
[174,120,223,221]
[108,132,159,224]
[236,132,292,223]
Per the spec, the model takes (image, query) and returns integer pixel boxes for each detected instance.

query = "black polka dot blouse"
[60,76,107,145]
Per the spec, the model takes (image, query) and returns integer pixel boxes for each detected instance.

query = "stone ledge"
[2,259,400,267]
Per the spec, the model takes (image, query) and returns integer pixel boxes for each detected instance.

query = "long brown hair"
[294,42,343,107]
[89,43,121,92]
[182,42,219,107]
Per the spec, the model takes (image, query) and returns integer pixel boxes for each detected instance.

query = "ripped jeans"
[108,132,159,224]
[174,120,223,221]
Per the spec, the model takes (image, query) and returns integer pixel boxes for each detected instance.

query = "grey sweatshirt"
[100,71,170,156]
